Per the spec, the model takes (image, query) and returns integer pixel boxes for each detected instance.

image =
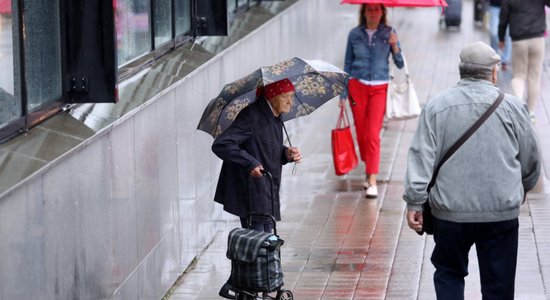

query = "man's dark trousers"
[431,217,519,300]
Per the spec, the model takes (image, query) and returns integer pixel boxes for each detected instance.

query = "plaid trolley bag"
[226,228,284,293]
[220,171,294,300]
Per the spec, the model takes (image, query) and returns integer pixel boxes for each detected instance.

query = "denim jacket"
[344,24,404,82]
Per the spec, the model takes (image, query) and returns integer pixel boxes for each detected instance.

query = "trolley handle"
[246,170,277,236]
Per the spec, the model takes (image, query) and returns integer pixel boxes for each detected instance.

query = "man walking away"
[498,0,550,122]
[403,41,541,300]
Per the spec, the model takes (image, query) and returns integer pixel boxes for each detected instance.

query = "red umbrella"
[340,0,447,7]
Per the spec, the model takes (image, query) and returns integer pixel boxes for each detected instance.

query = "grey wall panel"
[133,104,162,262]
[42,160,80,300]
[178,198,196,263]
[175,76,202,202]
[158,230,183,297]
[111,266,139,300]
[138,242,162,300]
[0,182,47,300]
[155,90,179,236]
[191,71,219,198]
[0,1,356,299]
[106,120,139,289]
[70,140,114,299]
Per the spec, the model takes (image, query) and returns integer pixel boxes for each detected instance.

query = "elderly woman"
[212,78,302,233]
[341,3,404,198]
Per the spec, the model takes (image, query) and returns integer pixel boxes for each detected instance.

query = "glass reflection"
[24,0,62,112]
[228,0,236,12]
[154,0,171,46]
[116,0,151,66]
[174,0,191,36]
[0,0,17,126]
[237,0,248,9]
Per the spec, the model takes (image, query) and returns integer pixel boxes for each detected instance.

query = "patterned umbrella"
[197,57,349,138]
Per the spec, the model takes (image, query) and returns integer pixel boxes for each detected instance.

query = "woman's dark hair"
[358,4,388,27]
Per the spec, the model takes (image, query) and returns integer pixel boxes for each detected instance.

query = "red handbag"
[331,107,358,176]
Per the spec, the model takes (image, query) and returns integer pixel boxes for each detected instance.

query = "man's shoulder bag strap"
[427,91,505,193]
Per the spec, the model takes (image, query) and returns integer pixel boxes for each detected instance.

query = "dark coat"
[212,97,290,221]
[499,0,550,42]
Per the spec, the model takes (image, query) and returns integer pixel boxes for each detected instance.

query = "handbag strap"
[337,106,351,129]
[427,91,504,193]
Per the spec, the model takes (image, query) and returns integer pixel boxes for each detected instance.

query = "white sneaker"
[365,185,378,198]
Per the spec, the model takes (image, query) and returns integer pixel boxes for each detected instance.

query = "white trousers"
[511,37,545,113]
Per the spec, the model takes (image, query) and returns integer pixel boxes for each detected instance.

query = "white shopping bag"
[386,54,421,120]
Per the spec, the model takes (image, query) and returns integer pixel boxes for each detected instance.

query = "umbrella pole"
[282,122,293,148]
[282,123,298,174]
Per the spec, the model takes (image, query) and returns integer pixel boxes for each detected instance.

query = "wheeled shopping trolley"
[219,172,293,300]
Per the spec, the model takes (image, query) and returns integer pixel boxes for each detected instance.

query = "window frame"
[0,0,236,143]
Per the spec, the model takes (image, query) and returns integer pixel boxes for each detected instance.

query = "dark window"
[175,0,191,36]
[193,0,227,36]
[65,0,118,103]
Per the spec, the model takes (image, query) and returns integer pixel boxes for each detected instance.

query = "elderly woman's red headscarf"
[256,78,295,99]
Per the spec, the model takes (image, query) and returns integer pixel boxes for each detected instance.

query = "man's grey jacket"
[403,79,541,223]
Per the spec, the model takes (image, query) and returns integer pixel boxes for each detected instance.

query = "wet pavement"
[167,2,550,299]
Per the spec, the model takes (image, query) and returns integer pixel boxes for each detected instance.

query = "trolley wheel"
[276,290,293,300]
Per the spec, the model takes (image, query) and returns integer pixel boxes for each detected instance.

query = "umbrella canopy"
[340,0,447,7]
[197,57,348,138]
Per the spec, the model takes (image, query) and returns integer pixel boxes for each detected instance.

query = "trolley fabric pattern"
[226,228,285,292]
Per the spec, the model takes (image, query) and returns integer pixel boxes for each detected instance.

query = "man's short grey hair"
[459,62,496,81]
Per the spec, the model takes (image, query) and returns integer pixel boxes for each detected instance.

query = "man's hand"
[286,147,302,163]
[250,165,264,178]
[407,209,423,233]
[499,41,505,50]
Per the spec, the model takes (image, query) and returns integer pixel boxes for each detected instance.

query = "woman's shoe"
[365,185,378,198]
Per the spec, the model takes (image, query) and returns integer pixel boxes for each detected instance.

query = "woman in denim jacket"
[341,3,404,198]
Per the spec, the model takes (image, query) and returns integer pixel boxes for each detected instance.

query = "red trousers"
[348,79,388,174]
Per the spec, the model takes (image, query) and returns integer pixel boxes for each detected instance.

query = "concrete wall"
[0,1,355,299]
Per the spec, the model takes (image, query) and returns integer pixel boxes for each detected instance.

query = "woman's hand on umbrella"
[287,147,302,163]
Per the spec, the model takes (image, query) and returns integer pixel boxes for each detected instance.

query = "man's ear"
[492,65,498,84]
